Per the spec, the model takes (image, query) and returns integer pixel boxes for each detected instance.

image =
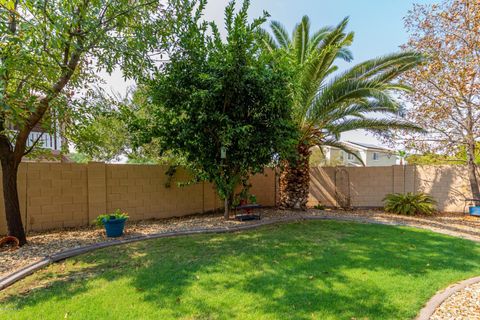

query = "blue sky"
[104,0,440,146]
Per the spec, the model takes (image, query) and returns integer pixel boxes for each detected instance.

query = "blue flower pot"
[102,217,127,237]
[469,206,480,217]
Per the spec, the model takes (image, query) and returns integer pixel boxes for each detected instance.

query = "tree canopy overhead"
[131,0,296,217]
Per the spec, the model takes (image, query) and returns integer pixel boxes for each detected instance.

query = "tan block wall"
[2,162,471,234]
[0,164,277,234]
[309,165,473,213]
[415,165,471,212]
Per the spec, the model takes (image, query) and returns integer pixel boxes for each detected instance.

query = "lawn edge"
[416,276,480,320]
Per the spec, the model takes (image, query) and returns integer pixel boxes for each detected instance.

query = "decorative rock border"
[1,214,479,320]
[416,276,480,320]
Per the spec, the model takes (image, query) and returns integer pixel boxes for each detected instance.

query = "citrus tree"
[131,0,296,218]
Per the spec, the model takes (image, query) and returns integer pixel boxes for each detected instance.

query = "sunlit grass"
[1,220,479,320]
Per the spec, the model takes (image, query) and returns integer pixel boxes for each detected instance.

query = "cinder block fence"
[0,163,277,234]
[309,165,472,213]
[0,163,474,234]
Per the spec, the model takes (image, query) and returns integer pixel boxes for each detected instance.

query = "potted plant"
[96,209,129,237]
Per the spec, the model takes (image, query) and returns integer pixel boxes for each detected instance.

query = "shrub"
[314,204,325,210]
[383,192,436,216]
[95,209,129,226]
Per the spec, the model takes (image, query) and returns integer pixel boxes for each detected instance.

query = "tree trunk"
[224,197,229,220]
[466,142,480,206]
[279,143,311,210]
[1,156,26,245]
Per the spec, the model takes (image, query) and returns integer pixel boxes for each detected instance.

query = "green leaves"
[263,16,423,149]
[137,0,296,199]
[0,0,16,10]
[383,192,437,216]
[0,0,177,157]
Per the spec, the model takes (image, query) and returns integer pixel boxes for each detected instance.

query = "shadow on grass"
[2,220,480,319]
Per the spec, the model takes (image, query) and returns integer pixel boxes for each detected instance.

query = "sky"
[102,0,439,147]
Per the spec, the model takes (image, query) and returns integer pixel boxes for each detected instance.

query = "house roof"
[344,141,393,152]
[323,141,393,153]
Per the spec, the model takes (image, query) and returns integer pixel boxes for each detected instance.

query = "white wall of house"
[27,131,61,151]
[321,145,396,167]
[363,150,396,166]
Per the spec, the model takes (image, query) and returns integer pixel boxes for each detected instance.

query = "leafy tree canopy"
[0,0,184,243]
[131,0,297,211]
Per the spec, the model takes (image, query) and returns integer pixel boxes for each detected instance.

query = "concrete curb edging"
[416,276,480,320]
[1,214,479,320]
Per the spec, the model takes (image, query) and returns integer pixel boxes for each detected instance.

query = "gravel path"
[430,282,480,320]
[1,208,480,319]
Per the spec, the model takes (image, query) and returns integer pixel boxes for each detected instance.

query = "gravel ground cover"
[431,282,480,320]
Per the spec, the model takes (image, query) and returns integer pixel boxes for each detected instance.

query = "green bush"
[383,192,437,216]
[95,209,129,226]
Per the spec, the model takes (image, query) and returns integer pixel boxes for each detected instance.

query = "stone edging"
[1,214,479,320]
[416,276,480,320]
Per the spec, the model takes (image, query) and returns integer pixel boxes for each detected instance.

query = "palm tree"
[260,16,424,209]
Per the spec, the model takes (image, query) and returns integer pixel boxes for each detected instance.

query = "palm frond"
[293,15,310,64]
[309,79,397,121]
[262,15,423,154]
[336,47,353,62]
[340,51,424,81]
[257,28,278,52]
[270,20,291,48]
[319,139,365,165]
[308,26,332,51]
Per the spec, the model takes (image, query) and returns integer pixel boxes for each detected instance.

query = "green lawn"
[1,220,480,320]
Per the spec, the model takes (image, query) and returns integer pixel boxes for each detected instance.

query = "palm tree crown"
[261,16,424,161]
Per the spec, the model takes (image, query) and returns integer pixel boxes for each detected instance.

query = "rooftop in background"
[345,141,393,152]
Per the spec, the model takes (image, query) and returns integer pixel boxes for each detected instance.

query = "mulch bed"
[1,208,480,319]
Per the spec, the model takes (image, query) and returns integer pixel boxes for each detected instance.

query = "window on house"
[347,153,354,160]
[372,152,379,161]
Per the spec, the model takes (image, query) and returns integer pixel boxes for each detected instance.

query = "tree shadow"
[2,221,480,319]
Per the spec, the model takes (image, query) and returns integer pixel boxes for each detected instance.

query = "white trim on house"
[322,141,396,167]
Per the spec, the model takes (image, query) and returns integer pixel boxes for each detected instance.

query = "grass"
[1,220,480,320]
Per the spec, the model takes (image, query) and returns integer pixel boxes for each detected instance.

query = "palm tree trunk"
[279,143,310,210]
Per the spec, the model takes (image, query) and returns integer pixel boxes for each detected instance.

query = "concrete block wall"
[26,163,89,231]
[1,163,471,234]
[309,165,473,212]
[0,164,277,234]
[348,166,393,207]
[415,165,471,212]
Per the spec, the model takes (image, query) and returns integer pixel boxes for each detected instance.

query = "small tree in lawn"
[0,0,177,244]
[132,0,296,219]
[397,0,480,204]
